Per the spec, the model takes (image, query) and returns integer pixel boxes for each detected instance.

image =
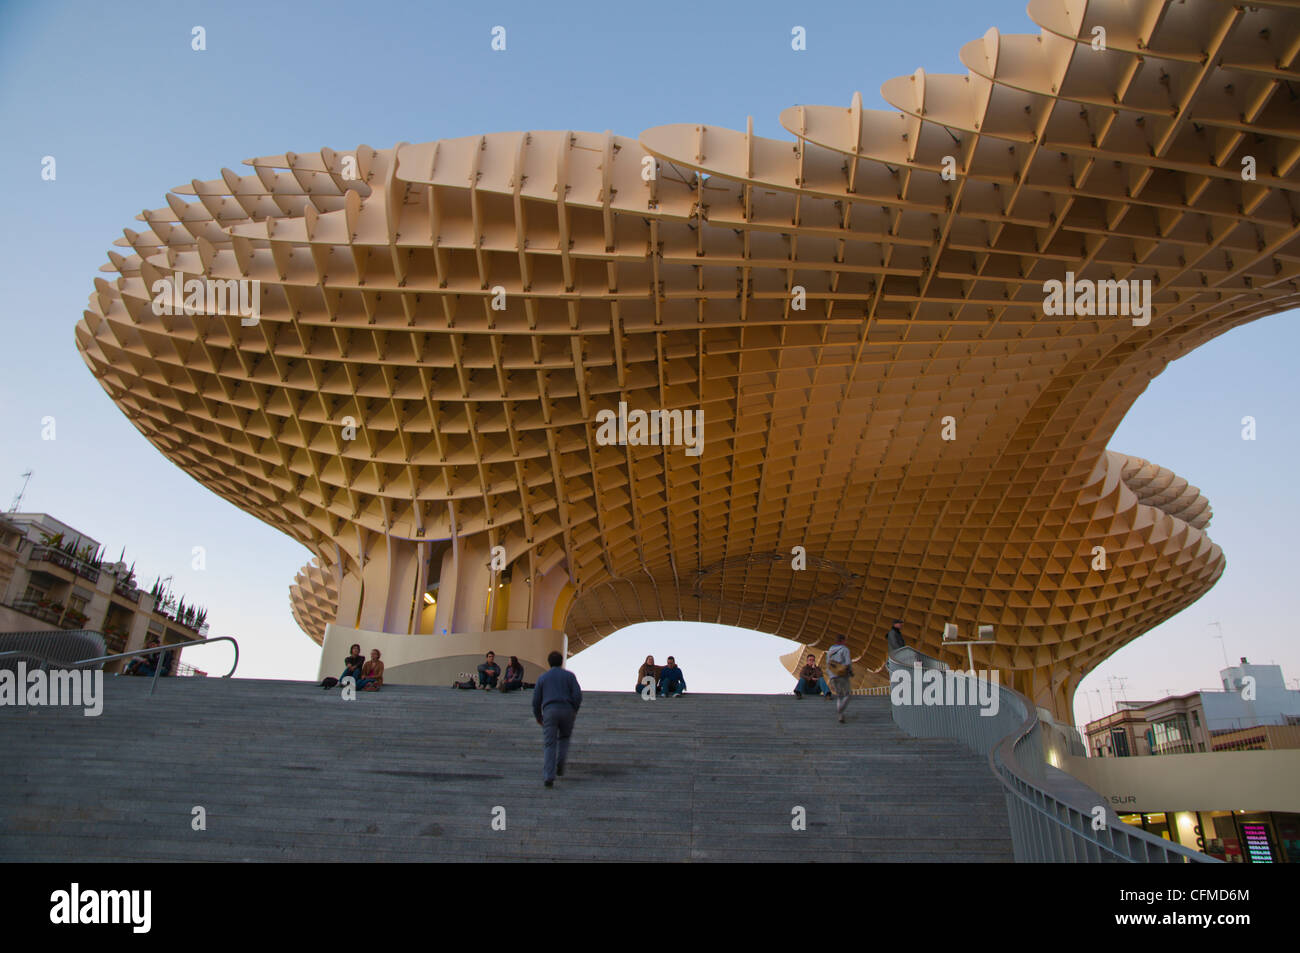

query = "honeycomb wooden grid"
[77,0,1300,715]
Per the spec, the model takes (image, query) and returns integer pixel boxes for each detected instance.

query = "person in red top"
[357,649,384,691]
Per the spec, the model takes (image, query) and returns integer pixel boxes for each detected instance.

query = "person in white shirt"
[825,638,854,723]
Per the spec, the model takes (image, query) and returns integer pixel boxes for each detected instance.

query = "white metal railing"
[885,645,1216,863]
[0,634,238,696]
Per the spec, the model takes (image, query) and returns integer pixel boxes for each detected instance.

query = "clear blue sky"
[2,0,1296,716]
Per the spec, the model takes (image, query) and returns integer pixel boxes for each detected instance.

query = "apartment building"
[0,512,209,671]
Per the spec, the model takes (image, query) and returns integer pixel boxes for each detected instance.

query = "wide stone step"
[1,679,1014,862]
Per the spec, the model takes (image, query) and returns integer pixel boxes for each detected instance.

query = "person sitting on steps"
[123,637,162,677]
[356,649,384,691]
[658,656,686,697]
[635,655,661,694]
[477,651,501,690]
[793,653,832,699]
[500,655,525,692]
[322,643,365,688]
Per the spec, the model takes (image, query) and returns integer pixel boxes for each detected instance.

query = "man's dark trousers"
[542,704,576,781]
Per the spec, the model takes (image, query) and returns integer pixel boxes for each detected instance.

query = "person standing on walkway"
[886,619,906,651]
[532,650,582,788]
[825,637,854,724]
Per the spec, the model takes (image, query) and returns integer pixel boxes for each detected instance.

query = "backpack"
[826,644,851,677]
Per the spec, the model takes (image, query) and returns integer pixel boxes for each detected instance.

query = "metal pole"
[150,646,163,696]
[1209,622,1229,668]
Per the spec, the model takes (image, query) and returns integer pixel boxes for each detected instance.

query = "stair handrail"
[885,643,1215,863]
[0,635,239,697]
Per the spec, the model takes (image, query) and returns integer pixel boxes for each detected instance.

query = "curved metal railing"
[0,635,239,696]
[885,644,1215,863]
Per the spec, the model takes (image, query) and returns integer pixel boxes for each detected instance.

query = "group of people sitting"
[452,651,529,692]
[320,644,385,691]
[121,636,173,677]
[634,655,686,697]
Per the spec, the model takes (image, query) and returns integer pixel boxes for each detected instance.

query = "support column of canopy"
[319,533,576,685]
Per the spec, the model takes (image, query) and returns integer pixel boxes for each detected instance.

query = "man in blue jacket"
[532,650,583,788]
[658,656,687,697]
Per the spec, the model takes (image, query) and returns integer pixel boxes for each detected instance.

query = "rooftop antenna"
[1108,675,1129,707]
[1080,688,1096,724]
[1208,621,1230,668]
[8,470,32,513]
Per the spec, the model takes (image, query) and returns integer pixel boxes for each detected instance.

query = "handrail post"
[150,648,164,696]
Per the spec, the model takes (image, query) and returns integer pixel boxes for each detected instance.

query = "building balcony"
[101,628,128,654]
[26,545,100,584]
[1151,740,1200,756]
[112,578,140,603]
[7,599,88,630]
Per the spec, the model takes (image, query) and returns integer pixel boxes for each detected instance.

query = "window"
[1152,715,1194,754]
[1110,728,1130,757]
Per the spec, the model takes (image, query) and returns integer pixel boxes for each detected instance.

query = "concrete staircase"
[1,677,1013,861]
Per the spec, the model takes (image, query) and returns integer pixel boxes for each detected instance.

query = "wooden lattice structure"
[77,0,1300,716]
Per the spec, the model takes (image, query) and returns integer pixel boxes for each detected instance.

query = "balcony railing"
[26,546,100,584]
[101,630,129,654]
[152,610,204,634]
[9,599,63,626]
[8,599,91,630]
[112,578,141,603]
[1151,740,1200,756]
